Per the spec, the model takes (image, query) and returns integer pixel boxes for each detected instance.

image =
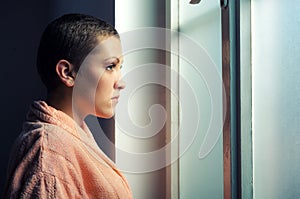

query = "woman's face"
[73,36,125,119]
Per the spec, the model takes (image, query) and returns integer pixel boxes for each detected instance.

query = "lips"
[111,95,120,103]
[111,95,119,100]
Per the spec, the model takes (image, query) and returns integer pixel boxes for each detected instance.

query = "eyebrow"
[105,57,124,64]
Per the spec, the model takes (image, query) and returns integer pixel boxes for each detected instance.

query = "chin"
[95,109,115,119]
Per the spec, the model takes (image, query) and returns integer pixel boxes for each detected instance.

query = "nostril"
[119,79,126,89]
[189,0,201,4]
[115,79,126,89]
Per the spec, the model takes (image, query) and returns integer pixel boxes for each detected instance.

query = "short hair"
[37,13,119,92]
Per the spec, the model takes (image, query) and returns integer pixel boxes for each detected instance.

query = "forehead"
[90,36,122,58]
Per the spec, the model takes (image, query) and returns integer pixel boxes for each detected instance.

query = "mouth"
[111,95,120,102]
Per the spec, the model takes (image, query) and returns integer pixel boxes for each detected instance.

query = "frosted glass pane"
[252,1,300,198]
[179,0,223,198]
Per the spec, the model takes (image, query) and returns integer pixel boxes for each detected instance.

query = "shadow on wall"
[0,0,115,195]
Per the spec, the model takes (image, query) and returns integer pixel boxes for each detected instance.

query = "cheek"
[95,76,114,101]
[94,77,115,118]
[73,68,105,112]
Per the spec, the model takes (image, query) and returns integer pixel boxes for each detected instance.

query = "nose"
[114,78,126,90]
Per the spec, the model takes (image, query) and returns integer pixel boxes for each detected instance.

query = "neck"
[46,90,72,116]
[45,87,85,126]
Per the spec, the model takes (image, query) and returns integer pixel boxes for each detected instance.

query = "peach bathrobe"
[4,101,132,199]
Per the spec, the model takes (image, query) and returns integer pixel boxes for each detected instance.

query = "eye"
[106,64,116,71]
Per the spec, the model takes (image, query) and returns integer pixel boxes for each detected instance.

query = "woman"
[4,13,132,198]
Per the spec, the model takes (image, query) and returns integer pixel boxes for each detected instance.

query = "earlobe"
[55,60,76,87]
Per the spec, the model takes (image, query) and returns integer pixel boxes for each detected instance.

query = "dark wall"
[0,0,114,194]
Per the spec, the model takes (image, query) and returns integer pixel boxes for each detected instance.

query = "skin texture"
[47,36,125,125]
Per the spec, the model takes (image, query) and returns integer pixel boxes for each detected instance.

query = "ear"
[55,60,76,87]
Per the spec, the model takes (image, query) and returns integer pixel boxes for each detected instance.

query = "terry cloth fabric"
[4,101,132,199]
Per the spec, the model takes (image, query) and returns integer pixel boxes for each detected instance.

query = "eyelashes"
[105,64,123,71]
[105,64,116,71]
